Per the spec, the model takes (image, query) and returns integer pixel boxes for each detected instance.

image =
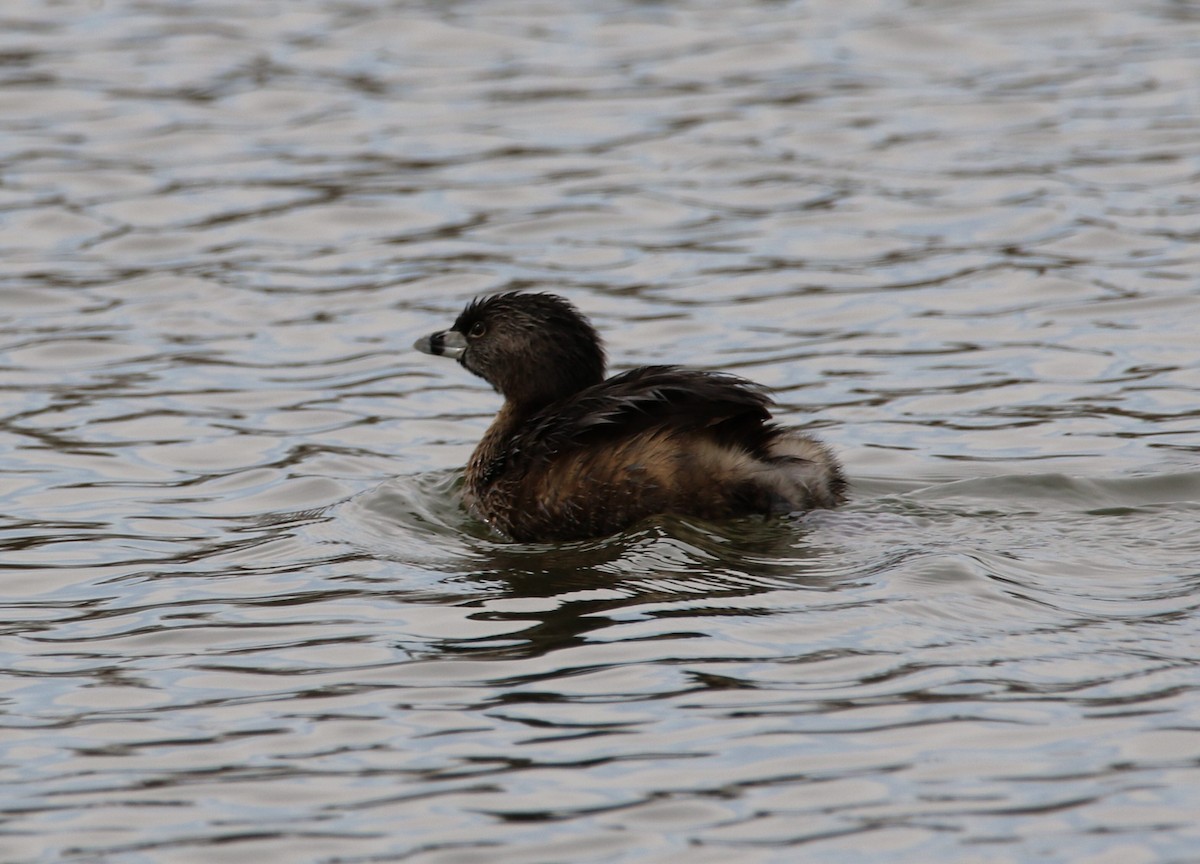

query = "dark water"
[3,1,1200,861]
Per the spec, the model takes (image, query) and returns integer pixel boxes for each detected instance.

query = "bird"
[414,292,844,541]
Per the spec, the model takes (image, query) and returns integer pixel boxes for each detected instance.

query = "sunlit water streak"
[2,1,1200,862]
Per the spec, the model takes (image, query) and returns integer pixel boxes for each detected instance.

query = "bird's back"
[464,366,844,541]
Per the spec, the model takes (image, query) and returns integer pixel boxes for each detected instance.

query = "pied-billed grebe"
[415,292,845,541]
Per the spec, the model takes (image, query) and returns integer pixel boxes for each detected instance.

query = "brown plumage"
[415,292,845,541]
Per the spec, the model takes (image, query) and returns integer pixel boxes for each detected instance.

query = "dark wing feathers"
[514,365,775,457]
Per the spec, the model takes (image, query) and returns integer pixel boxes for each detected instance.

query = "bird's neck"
[467,400,528,492]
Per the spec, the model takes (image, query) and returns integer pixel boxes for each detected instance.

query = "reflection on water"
[3,0,1200,861]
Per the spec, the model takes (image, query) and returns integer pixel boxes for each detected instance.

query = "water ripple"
[2,1,1200,862]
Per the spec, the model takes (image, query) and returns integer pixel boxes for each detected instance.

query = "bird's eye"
[468,321,487,339]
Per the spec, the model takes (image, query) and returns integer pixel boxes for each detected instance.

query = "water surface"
[2,1,1200,862]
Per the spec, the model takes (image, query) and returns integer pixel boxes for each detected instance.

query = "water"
[2,0,1199,861]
